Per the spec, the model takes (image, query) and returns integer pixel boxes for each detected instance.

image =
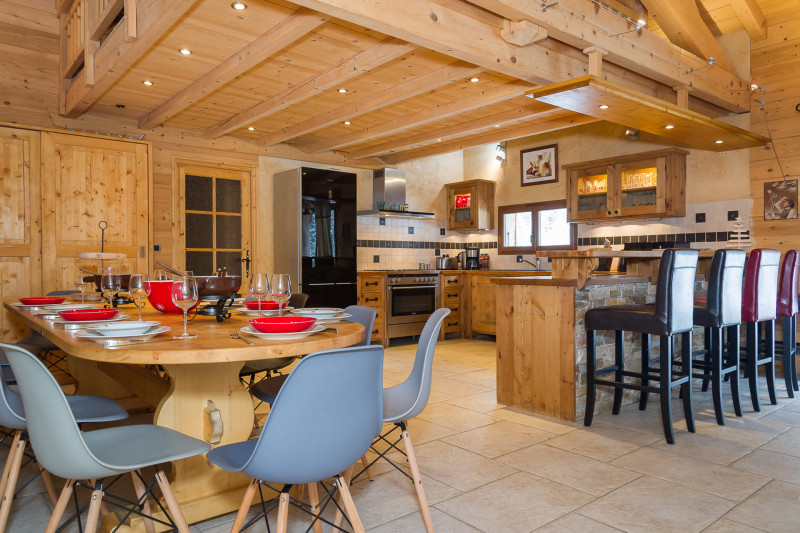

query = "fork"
[230,330,254,345]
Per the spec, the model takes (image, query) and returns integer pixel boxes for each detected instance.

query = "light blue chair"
[14,290,78,374]
[250,305,377,405]
[1,343,210,533]
[207,345,384,533]
[353,308,450,533]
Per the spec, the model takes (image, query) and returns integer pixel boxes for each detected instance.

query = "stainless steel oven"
[387,271,440,342]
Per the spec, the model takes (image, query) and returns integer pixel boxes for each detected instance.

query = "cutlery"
[103,337,183,348]
[229,330,254,345]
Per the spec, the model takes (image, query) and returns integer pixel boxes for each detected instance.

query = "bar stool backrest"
[654,249,699,334]
[343,305,377,346]
[706,249,746,327]
[777,250,800,318]
[240,345,384,485]
[742,249,781,322]
[0,343,119,480]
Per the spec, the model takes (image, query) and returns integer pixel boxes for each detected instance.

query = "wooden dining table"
[3,301,364,526]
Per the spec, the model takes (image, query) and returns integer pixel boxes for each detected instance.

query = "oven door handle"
[389,285,439,290]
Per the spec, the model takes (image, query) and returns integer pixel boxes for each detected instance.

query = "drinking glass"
[128,273,151,321]
[271,274,291,317]
[74,273,93,304]
[154,269,170,281]
[100,263,121,307]
[171,272,198,339]
[249,273,270,318]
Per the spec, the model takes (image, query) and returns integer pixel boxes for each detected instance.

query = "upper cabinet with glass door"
[565,149,687,222]
[445,179,496,231]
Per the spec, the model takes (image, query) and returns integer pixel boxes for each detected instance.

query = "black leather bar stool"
[740,249,781,411]
[585,249,699,444]
[691,249,746,425]
[775,250,800,397]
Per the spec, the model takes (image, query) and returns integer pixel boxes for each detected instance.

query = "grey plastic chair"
[0,346,128,532]
[250,305,377,405]
[13,290,77,372]
[351,308,450,533]
[207,345,384,533]
[1,343,210,533]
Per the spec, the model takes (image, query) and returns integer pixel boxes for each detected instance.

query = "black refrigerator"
[273,167,357,308]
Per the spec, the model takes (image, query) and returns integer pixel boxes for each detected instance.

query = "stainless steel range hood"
[356,169,436,219]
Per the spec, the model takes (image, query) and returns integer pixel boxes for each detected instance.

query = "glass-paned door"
[179,164,252,277]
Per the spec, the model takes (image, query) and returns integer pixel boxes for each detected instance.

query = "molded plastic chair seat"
[203,440,256,472]
[249,374,286,405]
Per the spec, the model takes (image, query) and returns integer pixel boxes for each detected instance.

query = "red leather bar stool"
[741,249,781,411]
[691,249,746,425]
[584,249,699,444]
[775,250,800,397]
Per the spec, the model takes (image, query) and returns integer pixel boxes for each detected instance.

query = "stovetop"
[361,269,440,275]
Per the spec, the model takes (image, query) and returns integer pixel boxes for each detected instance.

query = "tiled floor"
[6,338,800,532]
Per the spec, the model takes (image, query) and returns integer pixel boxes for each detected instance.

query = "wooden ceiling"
[54,0,777,167]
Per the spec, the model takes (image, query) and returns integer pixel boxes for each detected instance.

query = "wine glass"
[154,269,169,281]
[74,273,93,304]
[128,273,151,321]
[100,263,121,308]
[171,272,198,339]
[271,274,291,317]
[249,273,270,318]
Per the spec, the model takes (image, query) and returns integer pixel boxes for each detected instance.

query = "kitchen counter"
[440,269,551,276]
[491,275,651,286]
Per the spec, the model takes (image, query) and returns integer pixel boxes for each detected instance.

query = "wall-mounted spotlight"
[496,143,507,163]
[625,128,639,141]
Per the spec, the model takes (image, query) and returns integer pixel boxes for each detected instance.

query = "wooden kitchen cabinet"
[357,273,386,346]
[471,275,498,335]
[565,148,687,222]
[445,179,496,231]
[440,274,463,335]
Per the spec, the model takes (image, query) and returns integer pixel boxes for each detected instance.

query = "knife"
[103,337,184,348]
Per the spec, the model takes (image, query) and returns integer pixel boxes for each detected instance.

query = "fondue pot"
[146,275,242,314]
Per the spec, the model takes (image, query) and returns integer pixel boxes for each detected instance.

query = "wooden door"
[176,163,253,277]
[471,276,498,334]
[40,132,149,294]
[0,127,42,342]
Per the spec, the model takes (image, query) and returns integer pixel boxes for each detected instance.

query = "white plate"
[53,314,131,326]
[94,320,161,336]
[240,323,326,340]
[43,304,98,311]
[74,325,171,342]
[291,307,344,318]
[301,312,351,324]
[234,306,294,317]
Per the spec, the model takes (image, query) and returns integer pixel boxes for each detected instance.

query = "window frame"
[497,200,576,255]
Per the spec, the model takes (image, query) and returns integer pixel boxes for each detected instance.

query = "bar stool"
[741,249,781,411]
[775,250,800,397]
[691,249,746,425]
[584,249,699,444]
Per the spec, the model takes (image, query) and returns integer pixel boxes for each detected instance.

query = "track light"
[495,143,506,162]
[625,128,639,141]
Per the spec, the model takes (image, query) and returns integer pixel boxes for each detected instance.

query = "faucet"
[519,258,540,270]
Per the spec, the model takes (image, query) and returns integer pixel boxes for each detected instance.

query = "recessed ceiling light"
[494,124,500,128]
[115,104,126,109]
[231,2,247,10]
[665,124,675,129]
[179,48,191,55]
[715,140,724,144]
[469,77,480,83]
[597,104,610,109]
[142,80,153,86]
[751,83,759,91]
[437,138,443,142]
[247,126,255,131]
[337,88,347,93]
[343,121,351,125]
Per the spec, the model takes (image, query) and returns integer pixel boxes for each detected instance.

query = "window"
[498,200,575,254]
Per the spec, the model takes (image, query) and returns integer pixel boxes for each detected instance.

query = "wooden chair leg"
[45,479,75,533]
[360,454,374,481]
[307,482,322,533]
[131,470,155,533]
[276,492,290,533]
[231,479,258,533]
[336,476,365,533]
[333,464,355,529]
[154,471,190,533]
[0,432,26,532]
[296,483,306,500]
[84,488,104,533]
[401,423,435,533]
[0,430,21,499]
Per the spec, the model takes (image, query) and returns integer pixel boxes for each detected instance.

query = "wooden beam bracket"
[501,19,547,46]
[583,46,609,77]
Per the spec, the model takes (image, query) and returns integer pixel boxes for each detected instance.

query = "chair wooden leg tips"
[0,432,26,532]
[231,479,258,533]
[276,492,290,533]
[401,424,435,533]
[336,476,365,533]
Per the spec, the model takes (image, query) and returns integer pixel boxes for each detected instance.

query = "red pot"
[58,308,119,322]
[249,316,315,333]
[244,300,287,311]
[145,280,198,314]
[19,296,66,305]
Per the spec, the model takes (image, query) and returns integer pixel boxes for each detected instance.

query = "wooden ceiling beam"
[467,0,749,112]
[728,0,767,41]
[138,8,327,130]
[302,81,532,153]
[641,0,736,73]
[384,111,597,163]
[203,38,416,139]
[348,104,558,159]
[256,61,482,147]
[63,0,198,118]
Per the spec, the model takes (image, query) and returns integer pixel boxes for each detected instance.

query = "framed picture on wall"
[520,144,558,186]
[764,179,798,220]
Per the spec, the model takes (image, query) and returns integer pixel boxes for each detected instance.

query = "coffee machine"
[465,246,480,270]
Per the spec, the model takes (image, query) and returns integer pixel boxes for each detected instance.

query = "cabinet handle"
[364,297,379,302]
[365,281,378,287]
[447,279,458,284]
[607,210,612,216]
[372,329,379,334]
[447,293,458,298]
[614,209,619,215]
[447,322,458,327]
[451,307,459,312]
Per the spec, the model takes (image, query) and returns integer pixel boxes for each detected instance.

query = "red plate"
[244,300,287,311]
[249,316,315,333]
[19,297,66,305]
[58,308,120,322]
